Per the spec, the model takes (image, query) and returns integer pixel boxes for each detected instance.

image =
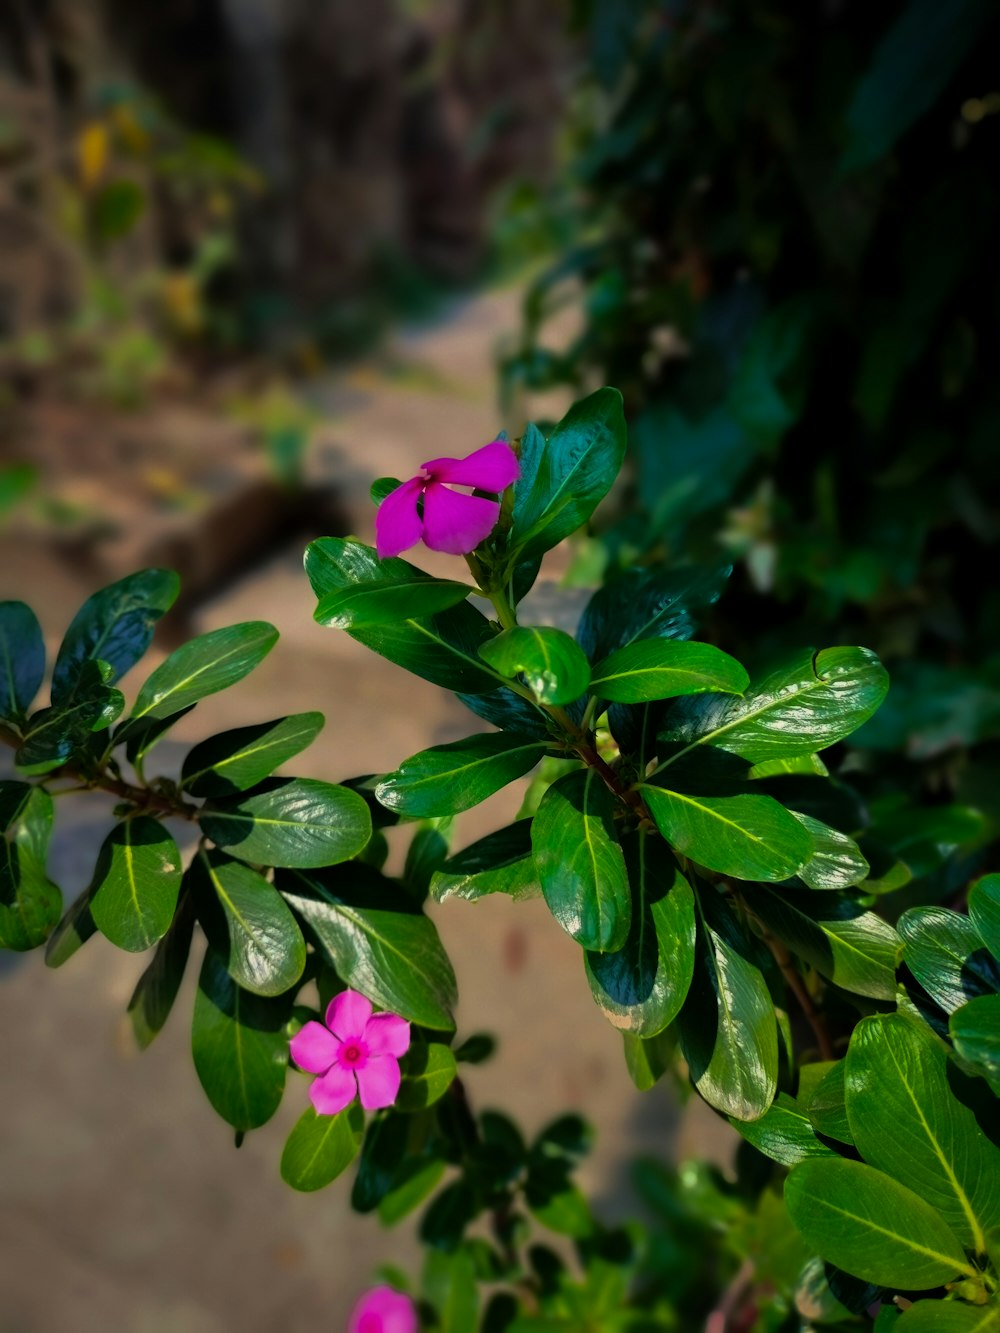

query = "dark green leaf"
[896,1302,1000,1332]
[377,1158,445,1225]
[785,1159,976,1289]
[584,832,695,1036]
[478,627,590,705]
[590,639,747,704]
[0,780,53,864]
[622,1028,676,1091]
[0,840,61,951]
[89,816,182,952]
[577,564,730,662]
[121,706,196,765]
[44,889,97,967]
[192,849,306,996]
[279,866,457,1029]
[199,777,371,868]
[191,948,290,1130]
[807,1061,853,1145]
[899,908,1000,1013]
[639,784,812,883]
[950,995,1000,1097]
[280,1103,364,1192]
[396,1041,458,1112]
[51,569,178,703]
[352,1110,419,1213]
[969,875,1000,962]
[315,576,475,629]
[16,660,124,774]
[0,601,45,721]
[370,477,401,504]
[430,820,539,903]
[531,768,630,951]
[92,178,144,239]
[181,712,324,796]
[730,1092,838,1166]
[376,733,546,819]
[127,894,195,1048]
[792,813,870,890]
[130,621,278,721]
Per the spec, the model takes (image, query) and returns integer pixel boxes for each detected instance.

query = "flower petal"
[364,1012,411,1058]
[348,1286,419,1333]
[327,989,373,1041]
[289,1021,339,1075]
[308,1063,357,1115]
[355,1053,401,1109]
[375,476,424,558]
[422,440,520,490]
[422,482,500,554]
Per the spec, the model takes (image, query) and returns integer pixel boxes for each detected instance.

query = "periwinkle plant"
[1,386,998,1329]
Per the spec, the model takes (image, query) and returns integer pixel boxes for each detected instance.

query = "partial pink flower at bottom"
[347,1285,418,1333]
[289,989,410,1115]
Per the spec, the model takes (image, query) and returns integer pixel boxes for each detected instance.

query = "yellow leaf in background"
[78,121,108,189]
[112,104,150,155]
[161,272,202,335]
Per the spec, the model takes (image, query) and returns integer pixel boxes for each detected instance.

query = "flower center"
[338,1039,369,1069]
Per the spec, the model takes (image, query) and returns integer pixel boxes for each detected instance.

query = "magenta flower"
[347,1286,418,1333]
[375,439,519,558]
[289,989,410,1115]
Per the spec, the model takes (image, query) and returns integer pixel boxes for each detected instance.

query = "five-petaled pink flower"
[347,1285,418,1333]
[289,989,410,1115]
[375,439,519,559]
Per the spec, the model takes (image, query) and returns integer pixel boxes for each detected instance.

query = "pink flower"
[375,440,520,558]
[289,989,410,1115]
[347,1286,418,1333]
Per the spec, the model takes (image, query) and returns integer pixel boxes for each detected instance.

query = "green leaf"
[16,660,124,774]
[0,601,45,721]
[510,387,627,562]
[315,576,475,628]
[639,784,812,883]
[950,995,1000,1096]
[659,647,889,766]
[846,1013,1000,1252]
[622,1028,676,1091]
[730,1092,838,1166]
[396,1041,458,1112]
[0,839,61,951]
[577,564,730,662]
[678,900,778,1121]
[121,706,196,765]
[305,538,501,694]
[423,1246,479,1333]
[785,1158,977,1289]
[280,1103,364,1192]
[807,1061,853,1145]
[192,849,306,997]
[92,178,144,239]
[589,639,748,704]
[191,948,290,1131]
[127,895,195,1048]
[899,908,1000,1013]
[584,832,695,1036]
[531,768,630,951]
[0,780,53,865]
[278,866,457,1029]
[181,712,324,797]
[44,889,97,967]
[430,820,539,903]
[896,1302,1000,1332]
[969,875,1000,961]
[792,812,870,890]
[478,627,590,705]
[199,777,371,869]
[378,1158,445,1225]
[130,621,278,721]
[89,816,182,952]
[748,887,900,1000]
[376,733,546,819]
[50,569,179,703]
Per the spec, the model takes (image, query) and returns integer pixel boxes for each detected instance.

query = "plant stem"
[753,918,835,1061]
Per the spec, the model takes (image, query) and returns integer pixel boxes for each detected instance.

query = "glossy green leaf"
[278,866,456,1029]
[950,995,1000,1096]
[130,621,278,721]
[659,647,889,766]
[531,768,630,951]
[846,1013,1000,1251]
[181,712,324,797]
[510,387,627,562]
[584,832,695,1036]
[89,816,182,952]
[622,1028,676,1091]
[896,1302,1000,1332]
[899,908,1000,1013]
[785,1158,976,1289]
[192,849,306,996]
[16,660,124,774]
[749,886,900,1000]
[396,1041,458,1112]
[791,812,869,890]
[50,569,179,703]
[280,1103,364,1192]
[315,576,475,629]
[577,564,731,662]
[678,903,778,1120]
[590,638,748,704]
[807,1061,853,1145]
[478,627,590,705]
[121,706,195,765]
[305,538,501,694]
[127,895,195,1048]
[430,820,539,903]
[0,601,45,721]
[730,1092,838,1166]
[191,948,290,1131]
[353,1109,432,1213]
[639,784,812,882]
[44,889,97,968]
[199,777,371,868]
[376,732,546,819]
[0,781,53,865]
[0,839,61,951]
[969,875,1000,961]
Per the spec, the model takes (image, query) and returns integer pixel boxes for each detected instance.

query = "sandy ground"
[0,287,733,1332]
